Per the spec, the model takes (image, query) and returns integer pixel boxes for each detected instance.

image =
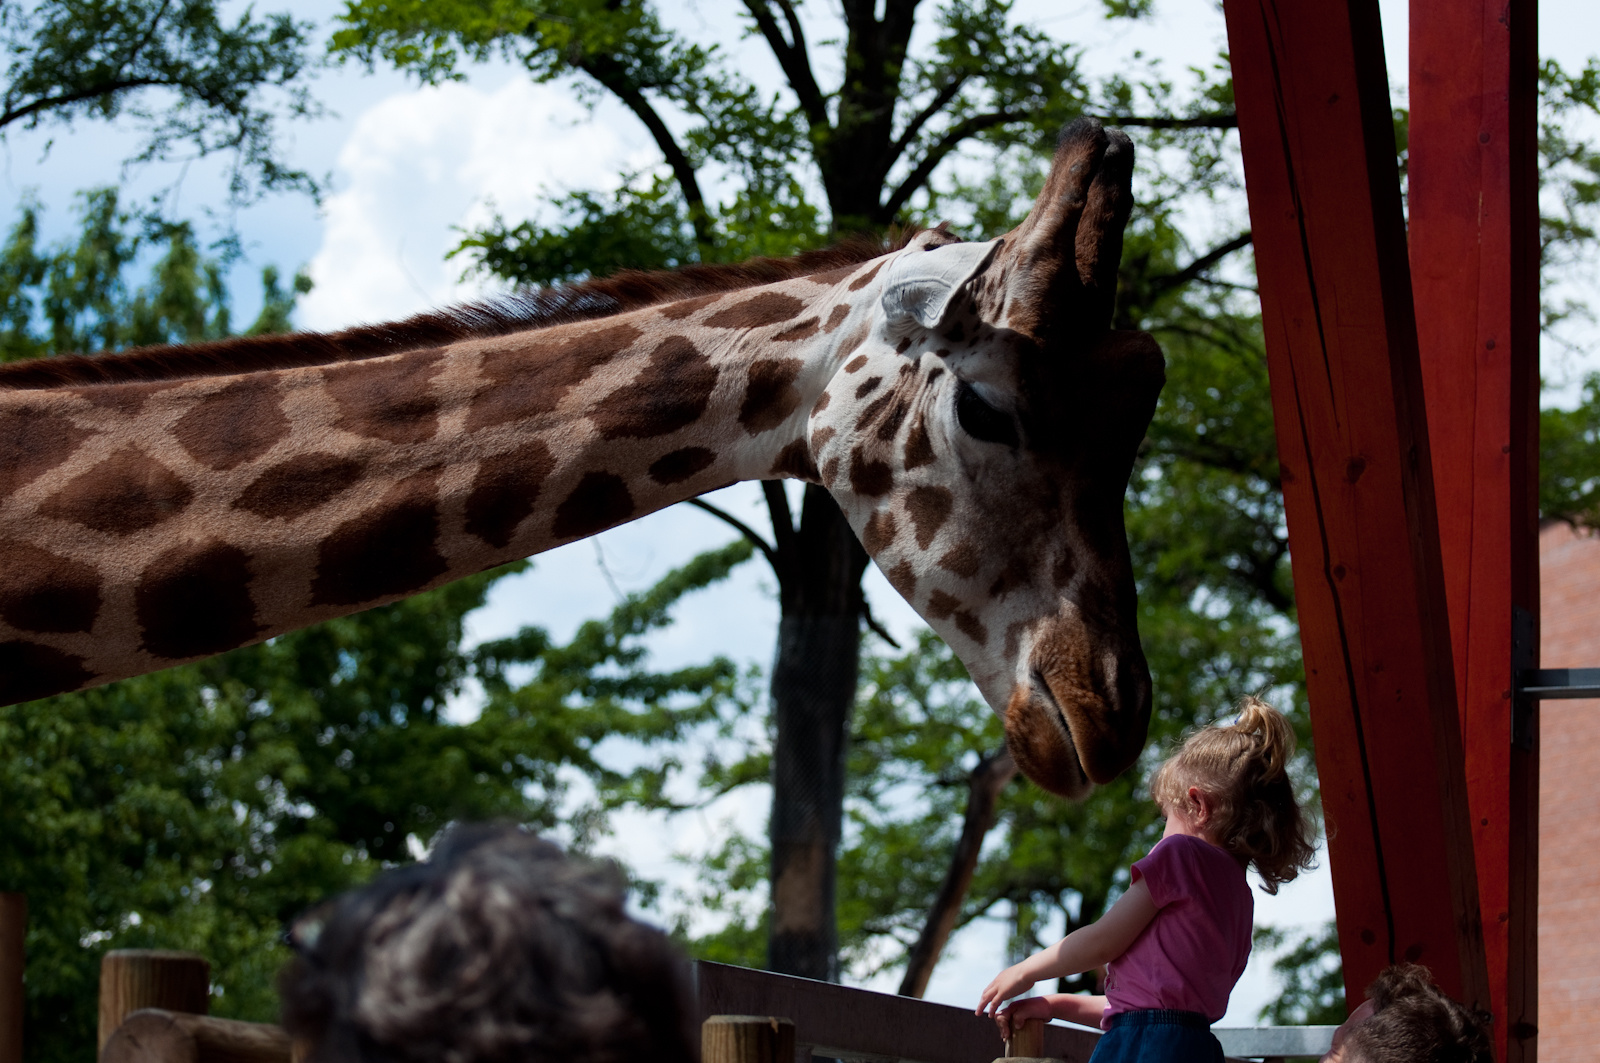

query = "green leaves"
[0,0,321,202]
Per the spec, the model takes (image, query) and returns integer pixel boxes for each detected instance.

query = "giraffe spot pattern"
[468,324,642,433]
[886,560,917,598]
[172,377,291,471]
[659,293,724,320]
[937,539,981,579]
[590,335,719,440]
[0,541,101,634]
[234,453,368,521]
[705,292,805,329]
[844,355,868,374]
[136,540,264,659]
[862,510,897,554]
[926,589,960,619]
[69,381,180,414]
[812,391,831,413]
[823,305,851,333]
[837,323,871,362]
[0,406,94,497]
[553,472,635,539]
[0,641,92,703]
[903,415,934,469]
[854,376,882,399]
[770,440,818,481]
[875,399,910,441]
[38,447,192,534]
[465,443,557,549]
[810,426,836,452]
[895,337,914,354]
[988,556,1032,598]
[738,358,805,435]
[774,317,820,342]
[848,446,892,497]
[324,347,447,445]
[804,264,861,286]
[820,457,841,484]
[311,471,448,606]
[953,610,989,646]
[847,262,884,291]
[905,485,953,548]
[650,447,716,485]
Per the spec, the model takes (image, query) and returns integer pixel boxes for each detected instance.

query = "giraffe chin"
[1003,679,1094,800]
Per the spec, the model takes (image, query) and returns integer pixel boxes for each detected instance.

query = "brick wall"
[1538,521,1600,1062]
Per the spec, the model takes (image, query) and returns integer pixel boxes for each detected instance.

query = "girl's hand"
[975,963,1035,1017]
[993,995,1053,1037]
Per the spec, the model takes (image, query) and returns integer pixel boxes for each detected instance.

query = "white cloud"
[299,78,652,331]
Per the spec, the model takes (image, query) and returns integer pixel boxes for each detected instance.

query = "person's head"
[1149,695,1315,893]
[278,823,697,1063]
[1326,964,1492,1063]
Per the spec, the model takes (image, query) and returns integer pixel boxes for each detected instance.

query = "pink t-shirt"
[1100,833,1253,1029]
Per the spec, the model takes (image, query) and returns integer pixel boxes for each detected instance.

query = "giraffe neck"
[0,259,885,700]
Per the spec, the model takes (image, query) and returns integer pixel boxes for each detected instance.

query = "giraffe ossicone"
[0,117,1163,797]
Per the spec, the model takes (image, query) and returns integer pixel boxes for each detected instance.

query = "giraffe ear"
[881,239,1000,330]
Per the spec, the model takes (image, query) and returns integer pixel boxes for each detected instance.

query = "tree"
[329,0,1253,983]
[0,194,757,1062]
[0,0,321,202]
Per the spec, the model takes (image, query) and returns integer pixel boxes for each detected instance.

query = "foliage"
[1255,921,1347,1026]
[0,0,321,202]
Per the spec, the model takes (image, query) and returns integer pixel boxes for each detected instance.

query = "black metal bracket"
[1511,602,1599,750]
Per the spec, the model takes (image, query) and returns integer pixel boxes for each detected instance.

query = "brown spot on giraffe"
[844,355,868,374]
[823,305,851,333]
[854,376,882,400]
[926,589,960,620]
[705,292,804,329]
[136,540,264,659]
[905,485,954,548]
[234,453,368,521]
[937,539,981,579]
[849,446,892,497]
[324,347,447,445]
[847,261,884,290]
[552,472,635,539]
[774,317,820,342]
[885,560,917,598]
[862,510,897,554]
[649,447,717,485]
[810,426,836,451]
[172,376,291,471]
[0,541,101,633]
[837,323,871,361]
[658,293,723,320]
[820,456,841,484]
[465,443,557,548]
[953,609,989,646]
[468,324,642,432]
[895,337,914,354]
[0,406,95,497]
[0,641,93,703]
[590,336,719,439]
[69,380,180,414]
[875,399,910,441]
[738,358,805,434]
[770,439,819,481]
[812,391,831,413]
[310,471,449,606]
[903,414,934,470]
[38,447,192,534]
[856,390,894,428]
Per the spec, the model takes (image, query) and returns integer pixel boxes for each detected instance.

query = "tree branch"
[881,110,1018,220]
[887,72,971,171]
[1,78,168,128]
[898,747,1017,997]
[1103,112,1238,130]
[1146,230,1253,299]
[744,0,828,127]
[685,498,781,574]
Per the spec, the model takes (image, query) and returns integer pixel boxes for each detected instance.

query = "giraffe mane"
[0,234,918,390]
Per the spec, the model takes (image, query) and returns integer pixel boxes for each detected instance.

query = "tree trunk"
[898,750,1018,997]
[767,485,868,980]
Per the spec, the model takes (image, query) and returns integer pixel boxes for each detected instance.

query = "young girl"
[976,697,1317,1062]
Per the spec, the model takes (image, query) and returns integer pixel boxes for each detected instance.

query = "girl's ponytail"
[1151,697,1317,893]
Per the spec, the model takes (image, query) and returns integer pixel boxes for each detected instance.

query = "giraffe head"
[812,119,1163,797]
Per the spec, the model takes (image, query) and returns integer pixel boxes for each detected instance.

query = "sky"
[5,0,1598,1029]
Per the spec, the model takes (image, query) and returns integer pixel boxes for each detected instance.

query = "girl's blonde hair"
[1150,696,1316,893]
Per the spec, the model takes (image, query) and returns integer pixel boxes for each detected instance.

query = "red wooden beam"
[1219,0,1491,1012]
[1409,1,1541,1057]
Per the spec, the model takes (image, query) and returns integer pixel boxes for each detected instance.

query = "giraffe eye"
[955,381,1018,448]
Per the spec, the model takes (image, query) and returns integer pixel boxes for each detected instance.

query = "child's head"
[1150,695,1316,893]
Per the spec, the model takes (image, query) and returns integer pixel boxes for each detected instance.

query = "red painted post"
[1409,1,1541,1057]
[1219,0,1490,1013]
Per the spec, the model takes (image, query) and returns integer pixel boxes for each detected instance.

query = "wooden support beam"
[1219,0,1490,1012]
[702,1016,797,1063]
[98,951,210,1054]
[100,1009,290,1063]
[1409,1,1541,1057]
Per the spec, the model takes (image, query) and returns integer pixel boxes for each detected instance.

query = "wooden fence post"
[0,895,23,1063]
[98,951,210,1053]
[702,1016,797,1063]
[100,1010,292,1063]
[1005,1017,1045,1058]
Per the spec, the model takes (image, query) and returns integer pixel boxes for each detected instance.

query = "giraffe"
[0,118,1163,797]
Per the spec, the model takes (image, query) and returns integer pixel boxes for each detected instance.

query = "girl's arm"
[975,879,1157,1017]
[990,993,1109,1037]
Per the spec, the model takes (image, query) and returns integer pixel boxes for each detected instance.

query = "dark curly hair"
[278,824,697,1063]
[1344,964,1493,1063]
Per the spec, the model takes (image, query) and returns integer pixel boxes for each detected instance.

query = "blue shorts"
[1087,1010,1224,1063]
